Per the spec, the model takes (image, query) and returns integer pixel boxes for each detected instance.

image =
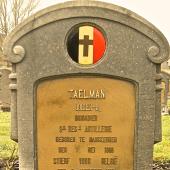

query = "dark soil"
[0,158,18,170]
[153,161,170,170]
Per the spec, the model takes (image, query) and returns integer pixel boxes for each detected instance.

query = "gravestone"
[3,1,169,170]
[161,71,170,113]
[0,67,11,112]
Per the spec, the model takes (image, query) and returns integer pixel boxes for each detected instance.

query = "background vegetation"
[154,115,170,161]
[0,112,17,159]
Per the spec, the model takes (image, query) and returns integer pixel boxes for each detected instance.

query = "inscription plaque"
[36,76,136,170]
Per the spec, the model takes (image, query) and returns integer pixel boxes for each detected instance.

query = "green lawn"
[0,112,169,161]
[0,112,18,158]
[154,115,170,161]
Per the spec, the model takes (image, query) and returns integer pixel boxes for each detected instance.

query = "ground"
[0,112,18,158]
[154,115,170,161]
[0,112,170,168]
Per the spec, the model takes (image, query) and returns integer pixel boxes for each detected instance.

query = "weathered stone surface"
[0,67,11,112]
[3,1,169,170]
[160,71,170,113]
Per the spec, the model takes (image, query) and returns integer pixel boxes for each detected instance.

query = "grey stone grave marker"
[3,1,169,170]
[0,67,11,112]
[161,71,170,113]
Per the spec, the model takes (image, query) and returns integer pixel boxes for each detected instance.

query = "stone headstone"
[161,71,170,113]
[0,67,11,112]
[3,1,169,170]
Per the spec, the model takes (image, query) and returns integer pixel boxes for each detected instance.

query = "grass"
[0,112,169,161]
[154,115,170,161]
[0,112,18,159]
